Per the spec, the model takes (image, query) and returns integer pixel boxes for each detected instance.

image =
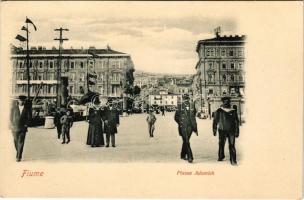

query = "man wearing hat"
[174,94,198,163]
[103,99,120,147]
[10,95,32,162]
[213,96,240,165]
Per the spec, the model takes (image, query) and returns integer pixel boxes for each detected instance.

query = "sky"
[4,2,239,75]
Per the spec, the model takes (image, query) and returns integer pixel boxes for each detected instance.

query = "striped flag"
[25,17,37,31]
[15,34,27,42]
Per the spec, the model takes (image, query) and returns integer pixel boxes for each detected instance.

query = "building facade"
[11,46,134,102]
[194,33,246,118]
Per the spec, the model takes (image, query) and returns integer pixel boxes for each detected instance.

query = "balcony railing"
[16,80,58,84]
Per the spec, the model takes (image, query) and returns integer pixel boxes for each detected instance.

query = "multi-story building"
[11,46,135,102]
[149,93,179,108]
[194,33,246,119]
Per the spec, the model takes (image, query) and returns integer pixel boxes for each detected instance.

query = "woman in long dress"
[86,97,105,147]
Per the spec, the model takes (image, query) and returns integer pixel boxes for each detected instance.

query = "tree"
[133,85,141,96]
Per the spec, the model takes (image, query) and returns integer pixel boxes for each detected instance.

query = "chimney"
[38,46,42,50]
[52,46,56,50]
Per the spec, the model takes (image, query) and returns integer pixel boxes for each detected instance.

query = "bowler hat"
[18,95,27,101]
[182,94,190,100]
[221,96,231,102]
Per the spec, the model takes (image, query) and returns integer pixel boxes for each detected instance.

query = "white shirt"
[19,105,24,114]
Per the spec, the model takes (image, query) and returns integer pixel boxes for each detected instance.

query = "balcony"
[16,80,58,84]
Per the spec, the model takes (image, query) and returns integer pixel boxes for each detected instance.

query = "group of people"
[10,94,240,165]
[86,97,120,148]
[173,94,240,165]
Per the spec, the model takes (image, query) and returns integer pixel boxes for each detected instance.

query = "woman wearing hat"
[86,97,105,147]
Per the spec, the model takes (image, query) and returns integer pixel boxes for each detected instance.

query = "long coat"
[103,109,120,135]
[174,103,197,137]
[10,100,32,133]
[86,108,104,146]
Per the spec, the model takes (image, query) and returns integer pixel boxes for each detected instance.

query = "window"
[19,62,23,68]
[30,61,33,68]
[222,63,226,69]
[171,101,174,104]
[70,73,75,81]
[229,50,234,56]
[49,61,54,69]
[231,63,235,69]
[221,50,226,56]
[239,75,243,82]
[70,61,75,69]
[210,49,215,57]
[208,74,212,82]
[230,75,234,82]
[238,50,243,57]
[79,73,85,81]
[208,89,213,94]
[222,75,227,82]
[39,61,43,69]
[206,49,210,56]
[208,62,213,69]
[48,85,52,93]
[239,62,243,69]
[80,61,84,69]
[69,86,74,94]
[38,75,42,80]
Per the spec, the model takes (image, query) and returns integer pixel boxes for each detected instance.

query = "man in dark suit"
[104,101,120,148]
[174,94,198,163]
[213,96,240,165]
[10,95,32,162]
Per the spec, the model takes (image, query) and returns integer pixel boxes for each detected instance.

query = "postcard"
[0,1,303,198]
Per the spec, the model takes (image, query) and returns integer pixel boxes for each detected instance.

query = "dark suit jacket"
[104,109,120,134]
[174,103,197,137]
[10,100,32,133]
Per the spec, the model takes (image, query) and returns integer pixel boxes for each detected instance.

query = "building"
[149,93,179,108]
[194,32,246,119]
[11,46,135,102]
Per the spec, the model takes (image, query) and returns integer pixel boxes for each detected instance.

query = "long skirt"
[86,123,104,147]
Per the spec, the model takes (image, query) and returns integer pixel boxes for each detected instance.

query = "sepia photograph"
[0,1,302,198]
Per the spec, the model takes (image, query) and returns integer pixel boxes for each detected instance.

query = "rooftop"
[196,34,246,52]
[11,46,126,55]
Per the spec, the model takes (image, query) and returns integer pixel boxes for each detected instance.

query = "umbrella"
[79,91,100,105]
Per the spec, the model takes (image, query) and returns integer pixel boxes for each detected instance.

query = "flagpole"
[26,18,30,99]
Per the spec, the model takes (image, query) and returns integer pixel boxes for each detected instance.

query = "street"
[22,112,241,164]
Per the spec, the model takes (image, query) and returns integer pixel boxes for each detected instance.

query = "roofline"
[11,54,131,58]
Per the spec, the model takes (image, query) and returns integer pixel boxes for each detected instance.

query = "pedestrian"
[10,95,32,162]
[213,96,240,166]
[60,109,73,144]
[86,97,105,147]
[146,109,157,137]
[54,106,63,139]
[104,101,120,147]
[161,106,165,116]
[174,94,198,163]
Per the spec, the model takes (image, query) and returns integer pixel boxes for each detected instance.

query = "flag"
[88,80,96,85]
[25,17,37,31]
[15,34,27,42]
[21,26,28,31]
[79,91,99,105]
[88,72,97,79]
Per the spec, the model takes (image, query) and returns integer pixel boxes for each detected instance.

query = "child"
[146,110,157,137]
[60,109,73,144]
